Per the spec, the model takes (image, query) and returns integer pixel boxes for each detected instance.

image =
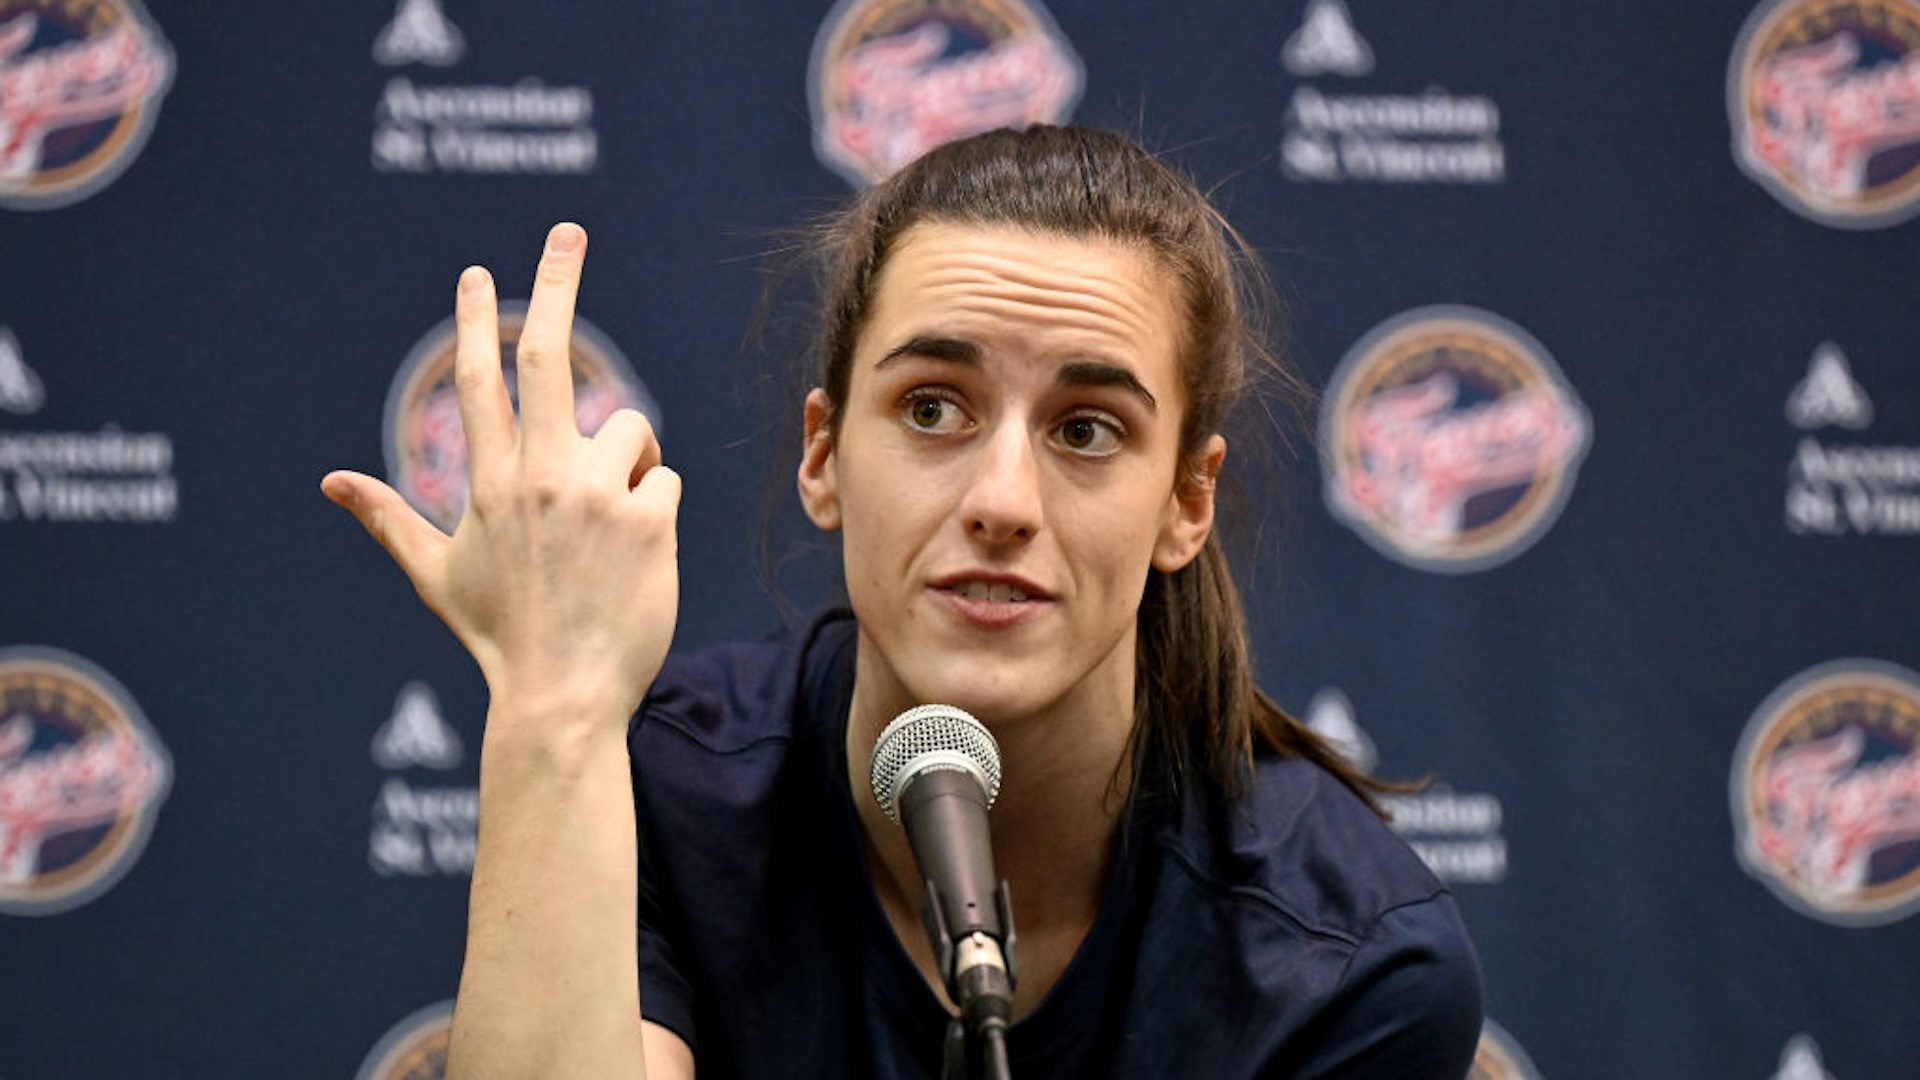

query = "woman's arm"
[323,224,690,1079]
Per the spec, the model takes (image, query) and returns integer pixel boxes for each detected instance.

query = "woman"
[322,124,1482,1079]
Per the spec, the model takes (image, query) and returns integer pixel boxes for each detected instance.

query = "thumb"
[321,470,448,583]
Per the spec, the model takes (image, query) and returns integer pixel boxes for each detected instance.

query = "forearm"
[323,224,686,1079]
[447,697,647,1080]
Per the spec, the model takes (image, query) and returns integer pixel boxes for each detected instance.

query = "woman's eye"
[902,392,965,433]
[1057,415,1124,456]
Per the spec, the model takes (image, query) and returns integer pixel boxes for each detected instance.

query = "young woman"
[322,124,1483,1079]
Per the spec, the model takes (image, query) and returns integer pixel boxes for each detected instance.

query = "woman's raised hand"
[322,223,680,731]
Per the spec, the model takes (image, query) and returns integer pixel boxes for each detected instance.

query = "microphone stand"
[929,879,1017,1080]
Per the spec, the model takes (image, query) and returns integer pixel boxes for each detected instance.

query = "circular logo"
[382,304,661,534]
[1729,0,1920,228]
[1470,1019,1544,1080]
[354,1000,453,1080]
[0,0,175,211]
[0,646,171,915]
[808,0,1083,186]
[1319,306,1591,573]
[1732,659,1920,926]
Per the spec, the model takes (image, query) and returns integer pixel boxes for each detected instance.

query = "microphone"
[870,704,1018,1059]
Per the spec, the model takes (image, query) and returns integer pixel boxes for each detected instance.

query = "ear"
[1152,434,1225,573]
[796,387,842,532]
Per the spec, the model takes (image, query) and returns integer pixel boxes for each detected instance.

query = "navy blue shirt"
[630,610,1482,1078]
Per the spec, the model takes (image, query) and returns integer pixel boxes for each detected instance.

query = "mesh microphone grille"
[869,704,1003,824]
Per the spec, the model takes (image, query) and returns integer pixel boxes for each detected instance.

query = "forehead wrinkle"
[885,224,1172,336]
[912,255,1164,335]
[866,224,1185,405]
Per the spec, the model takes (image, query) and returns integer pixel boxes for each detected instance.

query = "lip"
[928,572,1054,627]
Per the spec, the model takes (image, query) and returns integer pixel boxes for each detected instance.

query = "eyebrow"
[876,334,1159,414]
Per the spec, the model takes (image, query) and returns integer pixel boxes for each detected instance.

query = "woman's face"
[799,222,1221,730]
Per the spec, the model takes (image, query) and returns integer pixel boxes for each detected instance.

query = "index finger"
[514,222,587,460]
[451,265,514,486]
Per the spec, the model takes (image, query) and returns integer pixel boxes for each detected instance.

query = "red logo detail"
[0,716,164,884]
[0,11,170,195]
[1320,307,1590,573]
[810,0,1083,185]
[1752,727,1920,898]
[1746,34,1920,202]
[1734,660,1920,924]
[821,24,1078,182]
[1341,376,1586,545]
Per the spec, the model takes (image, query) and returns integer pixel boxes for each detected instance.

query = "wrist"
[480,690,636,772]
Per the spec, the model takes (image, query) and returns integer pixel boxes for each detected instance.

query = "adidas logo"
[374,0,466,68]
[1771,1035,1835,1080]
[0,327,44,416]
[371,681,463,770]
[1283,0,1374,78]
[1304,688,1378,772]
[1786,341,1873,431]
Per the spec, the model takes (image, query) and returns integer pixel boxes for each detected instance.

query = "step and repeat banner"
[3,1,1917,1077]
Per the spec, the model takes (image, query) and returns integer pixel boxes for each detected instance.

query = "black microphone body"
[870,705,1019,1077]
[897,765,1003,945]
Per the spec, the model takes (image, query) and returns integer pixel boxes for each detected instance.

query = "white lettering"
[1787,438,1920,537]
[370,78,599,176]
[0,428,173,473]
[371,125,430,172]
[1844,488,1920,533]
[1382,791,1505,834]
[1785,483,1844,534]
[378,77,592,128]
[1290,86,1500,137]
[1281,132,1342,181]
[369,778,478,878]
[1283,87,1507,184]
[1791,437,1920,486]
[1340,135,1504,183]
[429,127,597,173]
[27,477,176,522]
[1408,839,1508,883]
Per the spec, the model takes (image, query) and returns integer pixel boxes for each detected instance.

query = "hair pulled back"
[808,124,1388,809]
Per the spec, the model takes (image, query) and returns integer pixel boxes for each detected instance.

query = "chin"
[922,675,1076,731]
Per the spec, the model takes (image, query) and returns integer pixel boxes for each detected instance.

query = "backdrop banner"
[3,1,1917,1077]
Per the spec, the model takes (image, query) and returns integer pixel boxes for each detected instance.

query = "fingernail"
[547,223,584,254]
[458,265,491,294]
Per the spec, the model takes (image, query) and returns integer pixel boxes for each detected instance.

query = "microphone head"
[870,704,1002,824]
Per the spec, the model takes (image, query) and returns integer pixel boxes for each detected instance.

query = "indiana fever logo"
[383,305,660,533]
[0,0,173,210]
[0,646,170,915]
[809,0,1083,186]
[354,1000,452,1080]
[1319,306,1591,573]
[1729,0,1920,228]
[1469,1019,1544,1080]
[1732,659,1920,926]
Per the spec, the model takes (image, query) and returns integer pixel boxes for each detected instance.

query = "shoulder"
[1168,752,1452,942]
[1153,756,1484,1074]
[633,607,856,756]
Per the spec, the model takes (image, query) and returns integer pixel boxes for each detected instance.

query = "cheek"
[835,456,939,566]
[1066,490,1171,587]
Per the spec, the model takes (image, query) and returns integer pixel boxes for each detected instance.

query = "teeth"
[957,581,1028,603]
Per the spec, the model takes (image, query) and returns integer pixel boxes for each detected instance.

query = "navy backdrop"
[3,1,1918,1077]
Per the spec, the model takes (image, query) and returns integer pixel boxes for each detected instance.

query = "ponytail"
[1133,533,1396,814]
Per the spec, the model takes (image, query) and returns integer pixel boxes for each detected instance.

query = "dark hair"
[801,124,1393,812]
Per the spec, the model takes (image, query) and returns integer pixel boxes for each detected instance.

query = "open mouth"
[948,580,1031,603]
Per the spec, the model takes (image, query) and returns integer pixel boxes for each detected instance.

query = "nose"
[960,422,1043,544]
